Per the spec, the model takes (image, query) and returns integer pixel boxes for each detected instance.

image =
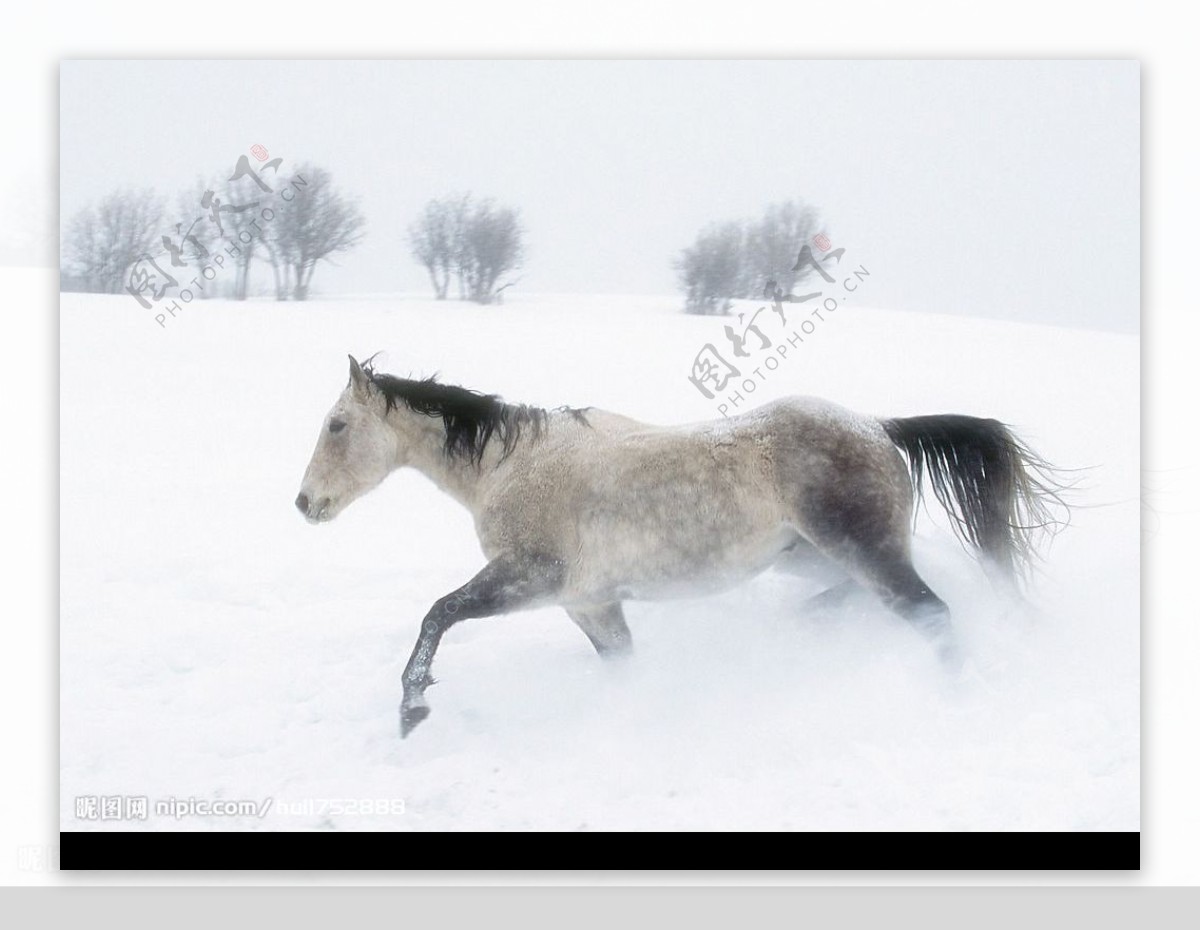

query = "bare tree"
[674,221,746,315]
[61,189,163,293]
[259,219,296,301]
[162,181,224,300]
[743,200,820,296]
[265,164,366,301]
[408,193,524,304]
[407,195,466,300]
[674,199,823,314]
[462,199,524,304]
[61,208,101,292]
[179,174,263,300]
[409,193,525,303]
[450,195,472,300]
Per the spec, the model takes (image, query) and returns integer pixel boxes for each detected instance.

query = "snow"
[60,291,1138,831]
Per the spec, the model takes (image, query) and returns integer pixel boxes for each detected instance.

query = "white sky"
[60,60,1138,331]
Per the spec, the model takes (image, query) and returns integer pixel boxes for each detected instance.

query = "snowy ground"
[60,291,1138,831]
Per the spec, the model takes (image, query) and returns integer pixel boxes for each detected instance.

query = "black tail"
[881,415,1069,583]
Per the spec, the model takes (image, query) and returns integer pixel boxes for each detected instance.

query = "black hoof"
[400,703,430,738]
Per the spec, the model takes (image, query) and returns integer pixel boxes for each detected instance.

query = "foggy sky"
[60,60,1138,331]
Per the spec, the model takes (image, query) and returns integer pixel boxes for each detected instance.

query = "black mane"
[362,361,550,465]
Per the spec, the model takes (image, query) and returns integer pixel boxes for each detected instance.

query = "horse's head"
[295,356,399,523]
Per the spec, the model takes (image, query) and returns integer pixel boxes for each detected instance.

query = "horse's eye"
[329,419,346,434]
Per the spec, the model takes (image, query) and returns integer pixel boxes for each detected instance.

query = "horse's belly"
[568,509,796,602]
[610,550,786,600]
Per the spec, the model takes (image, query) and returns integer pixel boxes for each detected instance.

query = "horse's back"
[478,405,788,597]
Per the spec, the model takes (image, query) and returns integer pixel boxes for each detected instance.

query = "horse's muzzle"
[295,492,332,523]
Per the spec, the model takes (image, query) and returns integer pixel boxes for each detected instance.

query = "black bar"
[60,831,1139,871]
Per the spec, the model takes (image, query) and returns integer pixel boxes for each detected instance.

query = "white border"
[2,0,1194,885]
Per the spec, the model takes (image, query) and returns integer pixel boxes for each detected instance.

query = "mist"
[60,60,1138,331]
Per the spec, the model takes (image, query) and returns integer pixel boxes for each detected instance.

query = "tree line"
[674,200,823,315]
[406,193,524,305]
[63,167,822,314]
[61,162,365,302]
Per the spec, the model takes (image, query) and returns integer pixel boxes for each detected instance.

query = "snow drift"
[59,292,1138,831]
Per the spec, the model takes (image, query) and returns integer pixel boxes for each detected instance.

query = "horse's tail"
[880,414,1069,584]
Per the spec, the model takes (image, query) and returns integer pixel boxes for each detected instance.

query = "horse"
[296,356,1065,737]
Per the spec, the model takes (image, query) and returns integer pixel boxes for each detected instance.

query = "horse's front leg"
[399,554,564,737]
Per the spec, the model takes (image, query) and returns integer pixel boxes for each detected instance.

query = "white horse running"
[296,357,1064,737]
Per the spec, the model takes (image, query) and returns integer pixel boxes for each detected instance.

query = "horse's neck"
[391,411,513,514]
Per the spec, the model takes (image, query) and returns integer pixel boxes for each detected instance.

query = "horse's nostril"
[295,493,309,514]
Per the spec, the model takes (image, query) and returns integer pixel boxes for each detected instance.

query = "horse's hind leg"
[792,478,959,667]
[773,536,852,590]
[865,560,960,667]
[795,538,956,662]
[804,579,860,614]
[566,602,632,658]
[770,535,863,614]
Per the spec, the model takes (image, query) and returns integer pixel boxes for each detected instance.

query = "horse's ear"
[348,355,369,399]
